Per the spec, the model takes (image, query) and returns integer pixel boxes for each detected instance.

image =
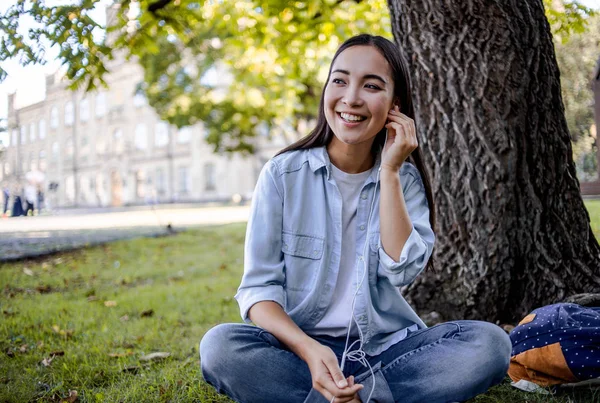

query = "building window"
[20,126,27,145]
[52,141,59,159]
[177,127,192,144]
[11,129,17,146]
[204,162,216,191]
[135,170,145,198]
[65,101,74,126]
[50,106,59,128]
[178,166,190,194]
[156,168,166,196]
[29,122,36,141]
[133,92,146,108]
[113,128,124,154]
[80,98,89,122]
[134,123,147,150]
[95,92,106,117]
[155,122,169,147]
[38,119,46,140]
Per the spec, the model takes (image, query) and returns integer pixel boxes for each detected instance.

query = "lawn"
[1,202,600,402]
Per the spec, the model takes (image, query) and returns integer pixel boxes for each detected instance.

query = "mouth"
[337,112,367,124]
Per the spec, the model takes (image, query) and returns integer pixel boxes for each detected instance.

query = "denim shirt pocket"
[282,231,323,291]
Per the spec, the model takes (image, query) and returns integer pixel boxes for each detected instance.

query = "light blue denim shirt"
[234,146,435,355]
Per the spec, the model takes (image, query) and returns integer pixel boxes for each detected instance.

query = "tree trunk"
[388,0,600,324]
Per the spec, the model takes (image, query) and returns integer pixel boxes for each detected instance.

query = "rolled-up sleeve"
[377,167,435,287]
[234,160,286,322]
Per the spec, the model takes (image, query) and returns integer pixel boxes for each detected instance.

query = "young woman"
[200,34,511,403]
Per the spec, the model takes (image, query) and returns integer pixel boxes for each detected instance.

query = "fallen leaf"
[140,309,154,318]
[62,389,78,403]
[23,267,34,276]
[19,344,28,353]
[87,296,98,302]
[139,352,171,361]
[119,315,129,322]
[41,356,53,367]
[104,301,117,307]
[5,348,15,358]
[50,351,65,356]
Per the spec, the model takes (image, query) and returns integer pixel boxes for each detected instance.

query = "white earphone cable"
[331,130,388,403]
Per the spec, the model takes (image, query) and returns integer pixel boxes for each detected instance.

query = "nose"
[341,84,363,107]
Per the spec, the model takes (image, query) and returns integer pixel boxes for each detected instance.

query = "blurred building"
[0,58,281,208]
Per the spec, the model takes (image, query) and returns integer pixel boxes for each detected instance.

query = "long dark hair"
[278,34,436,238]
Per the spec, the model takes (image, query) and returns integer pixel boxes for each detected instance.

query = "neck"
[326,137,375,174]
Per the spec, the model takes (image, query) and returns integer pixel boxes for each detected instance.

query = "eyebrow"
[331,69,388,85]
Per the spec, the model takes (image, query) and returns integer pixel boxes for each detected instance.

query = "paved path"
[0,205,250,262]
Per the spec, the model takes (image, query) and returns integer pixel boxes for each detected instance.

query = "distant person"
[24,183,36,216]
[2,184,9,217]
[200,34,511,403]
[37,186,45,214]
[11,187,24,217]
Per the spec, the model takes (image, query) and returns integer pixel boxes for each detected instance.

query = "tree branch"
[148,0,171,13]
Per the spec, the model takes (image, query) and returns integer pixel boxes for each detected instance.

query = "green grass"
[1,217,599,402]
[585,199,600,239]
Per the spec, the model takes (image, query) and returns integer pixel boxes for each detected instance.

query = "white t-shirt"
[312,163,373,337]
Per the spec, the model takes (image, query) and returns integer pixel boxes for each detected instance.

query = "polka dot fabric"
[510,303,600,381]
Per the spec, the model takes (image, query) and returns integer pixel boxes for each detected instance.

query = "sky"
[1,0,600,146]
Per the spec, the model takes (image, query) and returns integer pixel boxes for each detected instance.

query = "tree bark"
[388,0,600,324]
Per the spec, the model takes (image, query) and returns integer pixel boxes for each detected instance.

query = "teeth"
[340,112,366,122]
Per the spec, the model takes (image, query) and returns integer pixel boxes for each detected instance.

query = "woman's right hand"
[302,341,363,402]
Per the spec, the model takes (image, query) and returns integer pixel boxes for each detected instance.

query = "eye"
[365,83,382,90]
[332,78,345,85]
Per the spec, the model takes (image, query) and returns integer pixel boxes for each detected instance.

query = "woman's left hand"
[382,105,418,172]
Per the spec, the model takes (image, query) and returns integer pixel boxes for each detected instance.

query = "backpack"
[508,303,600,386]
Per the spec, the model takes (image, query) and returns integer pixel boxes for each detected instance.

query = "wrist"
[289,335,319,361]
[380,163,402,176]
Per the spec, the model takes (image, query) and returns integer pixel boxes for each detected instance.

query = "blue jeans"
[200,320,511,403]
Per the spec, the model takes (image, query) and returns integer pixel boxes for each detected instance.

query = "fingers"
[316,360,363,401]
[386,105,417,148]
[321,383,364,403]
[327,359,348,389]
[307,345,363,402]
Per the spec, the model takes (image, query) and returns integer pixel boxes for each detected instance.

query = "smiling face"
[324,45,396,150]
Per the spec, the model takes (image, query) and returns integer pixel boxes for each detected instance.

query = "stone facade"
[1,58,278,209]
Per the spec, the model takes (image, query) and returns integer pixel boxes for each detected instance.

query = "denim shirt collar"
[307,146,382,184]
